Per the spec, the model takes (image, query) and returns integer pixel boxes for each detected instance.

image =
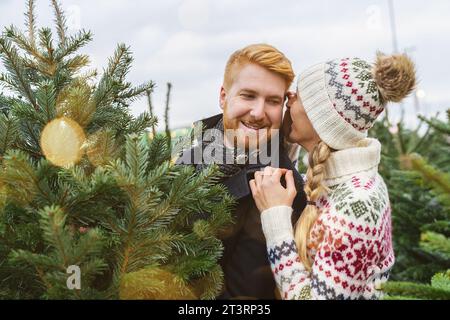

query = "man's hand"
[249,166,297,213]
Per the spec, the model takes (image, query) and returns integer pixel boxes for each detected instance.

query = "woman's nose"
[286,91,296,99]
[286,92,297,108]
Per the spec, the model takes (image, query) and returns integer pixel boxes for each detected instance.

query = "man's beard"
[222,104,274,151]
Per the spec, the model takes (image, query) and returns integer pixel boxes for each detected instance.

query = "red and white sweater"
[261,138,394,300]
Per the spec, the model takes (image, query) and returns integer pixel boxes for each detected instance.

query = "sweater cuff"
[261,206,294,244]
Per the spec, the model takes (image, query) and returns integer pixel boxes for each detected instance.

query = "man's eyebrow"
[266,95,284,101]
[239,89,257,94]
[239,89,283,101]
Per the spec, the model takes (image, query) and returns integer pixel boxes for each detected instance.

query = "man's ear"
[219,86,226,110]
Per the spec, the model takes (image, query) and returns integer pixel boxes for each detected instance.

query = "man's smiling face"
[220,63,287,150]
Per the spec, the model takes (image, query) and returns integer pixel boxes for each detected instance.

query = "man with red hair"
[177,44,307,299]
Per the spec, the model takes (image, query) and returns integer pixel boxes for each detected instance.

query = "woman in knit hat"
[249,53,416,299]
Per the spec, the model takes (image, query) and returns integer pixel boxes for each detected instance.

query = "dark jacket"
[176,114,307,299]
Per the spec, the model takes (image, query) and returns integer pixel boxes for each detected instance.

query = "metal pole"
[388,0,399,53]
[387,0,405,119]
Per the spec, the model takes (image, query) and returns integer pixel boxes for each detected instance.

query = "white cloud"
[178,0,211,31]
[0,0,449,129]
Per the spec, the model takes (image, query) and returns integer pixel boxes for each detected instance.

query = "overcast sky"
[1,0,449,129]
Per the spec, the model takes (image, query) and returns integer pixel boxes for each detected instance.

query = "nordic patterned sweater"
[261,138,394,300]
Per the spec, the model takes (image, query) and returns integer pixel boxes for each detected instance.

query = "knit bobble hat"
[297,53,416,150]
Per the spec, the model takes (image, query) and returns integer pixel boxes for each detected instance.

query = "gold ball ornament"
[120,267,197,300]
[40,117,86,167]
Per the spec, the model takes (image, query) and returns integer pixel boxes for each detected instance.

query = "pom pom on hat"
[373,52,416,104]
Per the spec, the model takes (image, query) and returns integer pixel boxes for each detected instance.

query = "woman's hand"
[249,166,297,213]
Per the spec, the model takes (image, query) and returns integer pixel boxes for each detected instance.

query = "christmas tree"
[370,111,450,284]
[381,152,450,299]
[0,0,234,299]
[367,110,450,299]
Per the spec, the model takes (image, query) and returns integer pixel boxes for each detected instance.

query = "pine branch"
[61,54,90,73]
[9,250,56,291]
[0,72,20,91]
[72,228,104,264]
[0,113,20,154]
[109,135,152,275]
[164,83,172,150]
[38,28,55,62]
[50,0,67,46]
[431,271,450,291]
[52,61,72,91]
[126,111,157,135]
[421,220,450,236]
[77,257,108,286]
[146,162,170,188]
[56,80,94,127]
[20,119,43,158]
[0,94,15,114]
[143,199,180,231]
[146,89,156,136]
[104,44,132,82]
[4,25,43,62]
[116,81,155,104]
[25,0,37,47]
[84,128,119,167]
[419,114,450,135]
[38,206,79,272]
[1,150,50,205]
[11,98,47,127]
[75,69,98,84]
[169,236,223,280]
[396,122,407,155]
[382,281,450,300]
[60,167,124,225]
[8,205,108,299]
[410,153,450,196]
[147,134,171,171]
[93,44,130,109]
[36,80,57,122]
[133,230,190,263]
[383,295,421,300]
[88,106,132,135]
[420,232,450,260]
[124,134,148,184]
[0,38,38,110]
[55,30,93,60]
[194,264,224,300]
[410,121,433,154]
